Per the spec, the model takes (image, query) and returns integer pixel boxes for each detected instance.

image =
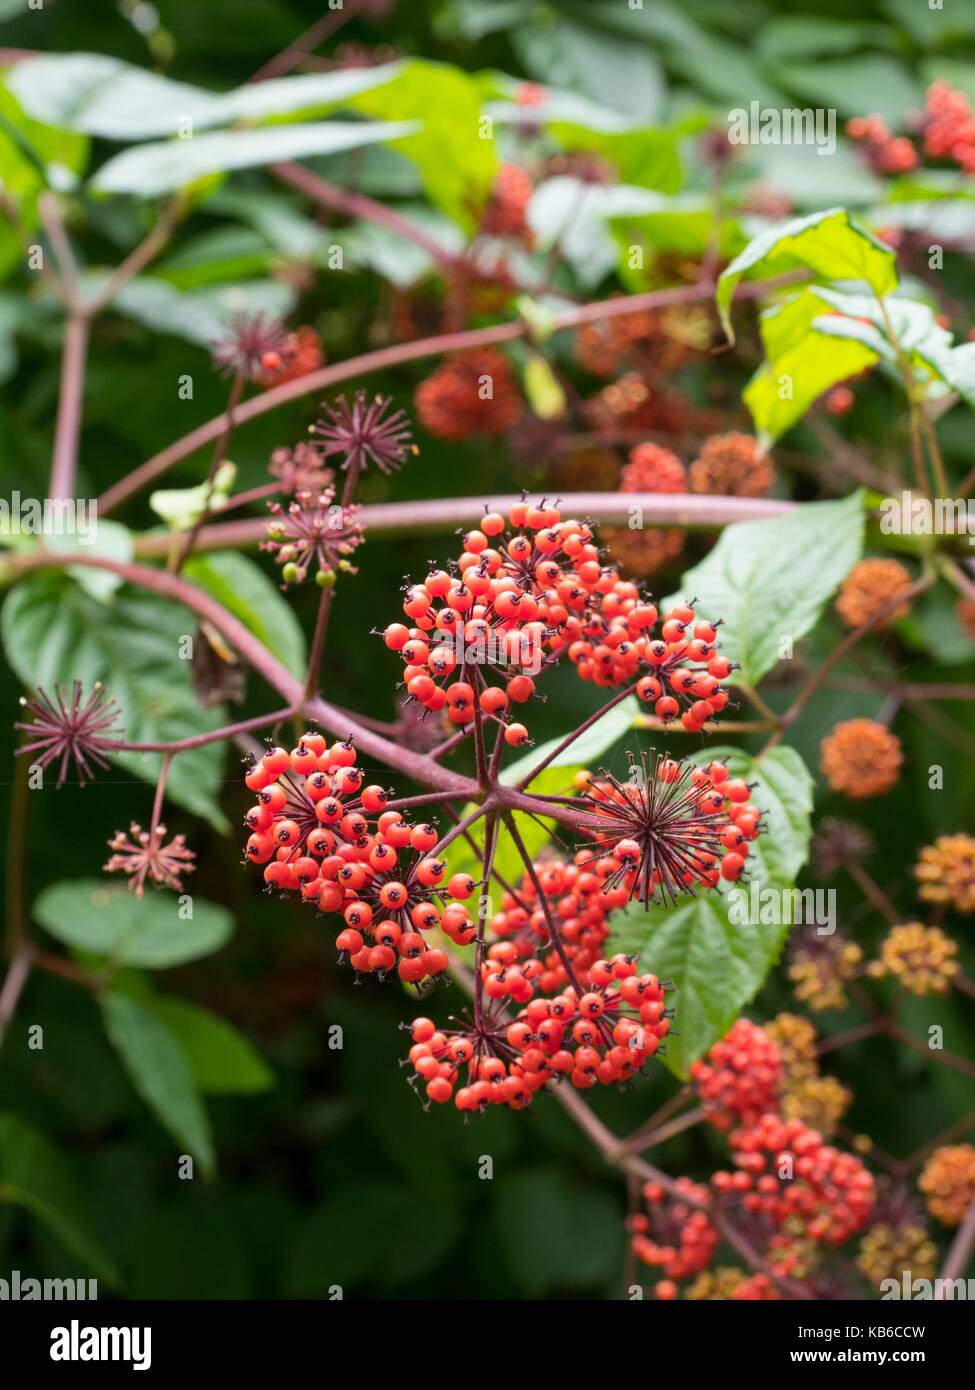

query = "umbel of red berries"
[383,498,737,745]
[405,953,673,1111]
[243,734,477,986]
[690,1018,782,1131]
[575,751,764,908]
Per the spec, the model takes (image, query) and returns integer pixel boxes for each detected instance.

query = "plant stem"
[846,861,901,928]
[274,161,461,272]
[171,369,246,573]
[937,1195,975,1290]
[0,943,32,1045]
[512,681,638,792]
[49,315,89,502]
[97,707,294,755]
[96,271,806,516]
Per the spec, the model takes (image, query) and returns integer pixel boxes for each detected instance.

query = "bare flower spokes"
[15,681,122,787]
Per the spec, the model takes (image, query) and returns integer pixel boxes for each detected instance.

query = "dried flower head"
[811,816,875,879]
[835,558,913,629]
[781,1074,852,1138]
[211,312,287,381]
[263,487,363,588]
[788,931,863,1012]
[603,526,685,579]
[820,718,902,798]
[312,391,414,475]
[689,432,774,498]
[919,1144,975,1227]
[868,922,959,995]
[15,681,121,787]
[104,822,196,896]
[621,442,688,495]
[915,833,975,914]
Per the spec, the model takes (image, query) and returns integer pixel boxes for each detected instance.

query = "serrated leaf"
[611,745,814,1073]
[2,574,229,828]
[717,207,898,342]
[0,1112,119,1283]
[669,493,865,687]
[184,551,307,680]
[147,998,273,1095]
[41,519,134,602]
[6,52,404,139]
[91,119,420,196]
[34,880,233,968]
[101,992,214,1177]
[743,287,880,439]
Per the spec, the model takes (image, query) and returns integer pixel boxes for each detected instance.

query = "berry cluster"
[405,953,672,1110]
[630,1178,718,1284]
[836,558,913,630]
[243,735,467,985]
[915,833,975,914]
[868,922,959,996]
[263,487,363,588]
[384,500,603,741]
[717,1114,876,1244]
[690,1018,782,1131]
[565,592,735,730]
[414,348,522,441]
[846,114,918,174]
[576,752,764,907]
[484,851,626,993]
[921,82,975,175]
[480,163,534,242]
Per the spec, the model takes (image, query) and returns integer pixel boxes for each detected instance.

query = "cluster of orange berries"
[405,953,672,1110]
[848,83,975,178]
[480,163,534,242]
[384,501,602,743]
[242,735,470,984]
[846,114,918,174]
[384,500,735,742]
[414,348,522,441]
[690,1018,783,1130]
[578,754,764,905]
[484,851,627,994]
[631,1178,718,1284]
[718,1113,876,1245]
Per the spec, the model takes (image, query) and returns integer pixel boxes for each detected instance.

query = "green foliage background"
[0,0,973,1299]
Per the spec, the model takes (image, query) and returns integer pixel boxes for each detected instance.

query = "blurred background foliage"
[0,0,973,1299]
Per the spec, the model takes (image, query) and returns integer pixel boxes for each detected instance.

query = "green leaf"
[101,992,215,1177]
[522,352,566,421]
[34,879,233,968]
[716,207,898,342]
[148,998,273,1095]
[2,574,229,827]
[150,461,237,531]
[0,1112,119,1282]
[91,119,420,196]
[743,287,880,439]
[6,52,404,139]
[612,745,814,1073]
[0,86,88,233]
[669,493,865,687]
[94,275,297,347]
[184,551,307,680]
[347,60,497,232]
[38,519,134,602]
[782,56,921,125]
[512,16,665,124]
